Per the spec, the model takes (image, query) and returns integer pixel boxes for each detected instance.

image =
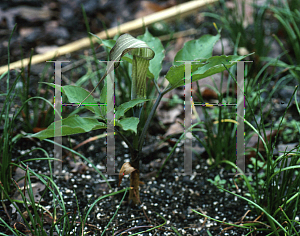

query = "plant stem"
[129,84,172,205]
[129,102,143,205]
[129,149,140,206]
[138,85,171,152]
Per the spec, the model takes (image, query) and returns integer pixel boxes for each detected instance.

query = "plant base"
[129,170,140,206]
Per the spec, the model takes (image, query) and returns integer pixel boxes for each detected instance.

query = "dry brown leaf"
[135,1,166,18]
[164,120,184,137]
[12,181,45,202]
[157,104,183,124]
[200,87,218,99]
[70,162,87,174]
[135,0,176,18]
[12,166,45,202]
[42,212,55,224]
[164,36,192,63]
[195,72,230,101]
[140,170,158,180]
[67,156,88,174]
[32,127,47,133]
[142,141,169,156]
[118,162,136,187]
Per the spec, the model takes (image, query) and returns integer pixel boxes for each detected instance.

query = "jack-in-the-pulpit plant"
[30,28,252,205]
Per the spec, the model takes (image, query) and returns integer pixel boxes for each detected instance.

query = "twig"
[64,133,109,158]
[0,184,11,222]
[158,28,198,42]
[61,51,106,73]
[0,0,218,75]
[219,210,270,235]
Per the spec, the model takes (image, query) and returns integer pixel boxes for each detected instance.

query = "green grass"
[0,161,131,235]
[189,0,300,234]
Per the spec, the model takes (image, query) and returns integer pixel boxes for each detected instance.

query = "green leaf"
[137,28,165,80]
[166,54,254,90]
[174,34,220,66]
[102,39,117,49]
[131,54,150,99]
[116,117,139,134]
[91,33,155,101]
[89,32,115,49]
[90,32,161,81]
[42,82,103,118]
[109,33,154,71]
[89,33,133,63]
[165,62,206,89]
[29,115,106,140]
[115,98,149,120]
[109,34,155,100]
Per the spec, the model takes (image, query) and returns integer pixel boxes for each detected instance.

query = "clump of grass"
[193,85,300,235]
[0,158,131,235]
[1,24,24,195]
[0,24,56,197]
[192,56,300,235]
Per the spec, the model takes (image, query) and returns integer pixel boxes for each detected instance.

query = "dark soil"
[1,128,257,235]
